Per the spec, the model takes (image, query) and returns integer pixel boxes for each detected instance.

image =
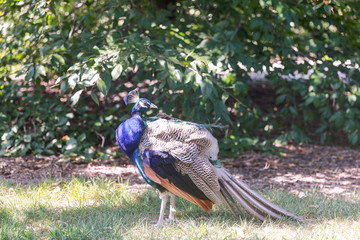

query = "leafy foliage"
[1,0,360,157]
[0,80,122,158]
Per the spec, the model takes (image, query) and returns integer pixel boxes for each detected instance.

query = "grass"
[0,176,359,240]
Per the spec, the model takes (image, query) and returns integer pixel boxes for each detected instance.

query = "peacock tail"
[116,89,302,223]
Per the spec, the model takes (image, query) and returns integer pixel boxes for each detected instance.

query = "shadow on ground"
[1,144,359,196]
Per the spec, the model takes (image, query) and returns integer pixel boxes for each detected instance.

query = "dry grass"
[0,176,359,239]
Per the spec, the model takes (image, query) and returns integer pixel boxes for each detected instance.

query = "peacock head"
[125,88,157,115]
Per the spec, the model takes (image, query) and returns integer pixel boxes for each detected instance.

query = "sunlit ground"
[0,176,359,240]
[1,144,359,239]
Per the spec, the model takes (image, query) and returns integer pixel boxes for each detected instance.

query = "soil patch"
[1,144,359,195]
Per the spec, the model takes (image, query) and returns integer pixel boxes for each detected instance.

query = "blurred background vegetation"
[0,0,359,159]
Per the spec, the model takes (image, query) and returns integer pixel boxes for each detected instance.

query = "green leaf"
[49,0,56,15]
[100,72,112,92]
[91,93,99,106]
[25,66,35,81]
[70,90,83,105]
[329,112,342,122]
[348,131,358,144]
[174,69,182,81]
[324,5,332,15]
[316,124,327,133]
[194,73,202,85]
[57,117,68,126]
[332,0,340,5]
[111,64,123,80]
[347,94,357,106]
[305,96,314,106]
[52,54,65,65]
[289,106,298,115]
[44,149,55,155]
[106,34,114,45]
[321,55,333,62]
[275,94,286,105]
[65,137,78,151]
[37,65,46,76]
[68,74,79,89]
[81,69,99,87]
[24,134,32,143]
[157,71,168,80]
[200,78,213,99]
[97,78,107,96]
[78,133,86,142]
[60,80,69,93]
[313,2,324,11]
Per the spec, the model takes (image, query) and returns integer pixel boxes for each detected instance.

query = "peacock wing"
[139,118,225,204]
[140,118,219,162]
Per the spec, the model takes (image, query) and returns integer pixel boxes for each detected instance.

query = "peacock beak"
[150,103,158,109]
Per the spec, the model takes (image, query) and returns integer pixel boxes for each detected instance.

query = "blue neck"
[115,112,145,157]
[116,111,154,186]
[131,149,154,186]
[131,107,140,115]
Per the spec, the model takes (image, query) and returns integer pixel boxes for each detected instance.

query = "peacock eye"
[139,100,151,109]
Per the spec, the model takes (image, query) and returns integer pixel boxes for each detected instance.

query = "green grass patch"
[0,177,359,239]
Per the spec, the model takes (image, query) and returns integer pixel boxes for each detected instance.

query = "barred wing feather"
[139,118,302,222]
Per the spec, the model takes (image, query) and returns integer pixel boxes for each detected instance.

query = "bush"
[1,0,359,157]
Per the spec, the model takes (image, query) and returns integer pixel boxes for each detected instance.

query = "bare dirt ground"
[1,144,359,195]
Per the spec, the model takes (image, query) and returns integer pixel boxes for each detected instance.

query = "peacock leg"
[167,192,179,223]
[154,191,168,227]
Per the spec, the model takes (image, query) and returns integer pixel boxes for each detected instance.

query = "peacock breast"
[116,114,146,157]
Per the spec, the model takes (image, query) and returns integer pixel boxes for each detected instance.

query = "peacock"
[116,88,302,226]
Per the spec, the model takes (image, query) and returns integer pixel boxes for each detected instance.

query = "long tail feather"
[228,172,302,221]
[220,179,267,221]
[217,167,302,222]
[219,183,242,215]
[218,184,237,217]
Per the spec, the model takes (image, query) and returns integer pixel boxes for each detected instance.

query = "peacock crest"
[125,88,140,105]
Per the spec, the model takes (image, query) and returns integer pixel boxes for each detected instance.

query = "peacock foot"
[152,218,179,227]
[152,220,166,228]
[165,217,179,224]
